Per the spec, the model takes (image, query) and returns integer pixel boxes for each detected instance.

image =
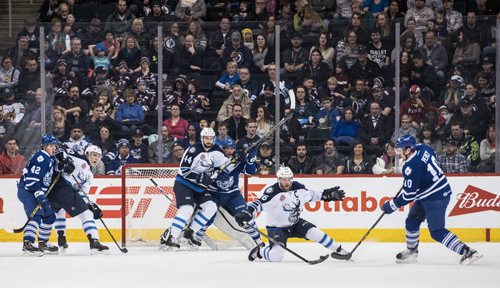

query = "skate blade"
[59,247,67,254]
[22,250,43,257]
[91,249,110,255]
[396,257,418,264]
[159,244,180,252]
[42,250,59,255]
[461,253,483,265]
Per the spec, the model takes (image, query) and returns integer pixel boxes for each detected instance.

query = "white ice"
[0,242,498,288]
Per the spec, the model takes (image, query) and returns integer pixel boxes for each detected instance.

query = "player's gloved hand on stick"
[321,186,345,201]
[58,157,75,174]
[381,199,400,214]
[196,171,213,187]
[88,202,103,219]
[246,147,257,164]
[234,206,255,227]
[235,149,247,163]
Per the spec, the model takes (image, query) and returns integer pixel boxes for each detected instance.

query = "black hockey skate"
[183,228,202,247]
[331,245,351,260]
[248,242,265,261]
[396,248,418,263]
[87,234,109,254]
[57,231,68,252]
[160,228,180,251]
[22,240,43,257]
[460,247,483,265]
[39,241,59,255]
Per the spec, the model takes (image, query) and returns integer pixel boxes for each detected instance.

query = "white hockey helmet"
[85,145,102,156]
[200,127,216,138]
[276,166,294,180]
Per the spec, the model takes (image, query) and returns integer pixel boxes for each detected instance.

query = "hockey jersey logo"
[282,192,301,224]
[216,175,235,191]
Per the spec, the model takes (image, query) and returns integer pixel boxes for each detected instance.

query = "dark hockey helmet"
[395,134,416,150]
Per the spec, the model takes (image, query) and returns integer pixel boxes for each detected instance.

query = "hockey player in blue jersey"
[161,127,229,249]
[186,138,263,250]
[17,134,59,256]
[234,166,350,262]
[381,134,483,265]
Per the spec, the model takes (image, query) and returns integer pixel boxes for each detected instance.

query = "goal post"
[120,163,252,248]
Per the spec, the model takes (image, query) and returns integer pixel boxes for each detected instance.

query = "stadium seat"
[202,57,222,75]
[198,75,218,91]
[73,4,98,22]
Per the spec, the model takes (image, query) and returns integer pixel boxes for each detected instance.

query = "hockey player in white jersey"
[234,166,349,262]
[17,134,59,256]
[381,134,482,265]
[161,127,229,249]
[51,147,109,253]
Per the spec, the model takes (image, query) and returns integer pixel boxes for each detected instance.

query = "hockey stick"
[149,178,174,202]
[9,173,61,233]
[346,186,404,260]
[245,225,329,265]
[71,175,128,253]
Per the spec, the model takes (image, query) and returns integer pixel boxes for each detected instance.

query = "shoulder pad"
[291,182,306,190]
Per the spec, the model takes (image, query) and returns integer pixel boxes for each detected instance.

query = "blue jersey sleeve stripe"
[25,177,40,182]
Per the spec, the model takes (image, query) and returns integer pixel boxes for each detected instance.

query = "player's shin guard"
[38,221,53,243]
[439,230,466,255]
[23,219,39,243]
[244,220,263,244]
[78,210,99,240]
[262,245,285,262]
[306,227,349,260]
[171,205,194,240]
[190,201,217,235]
[406,229,420,249]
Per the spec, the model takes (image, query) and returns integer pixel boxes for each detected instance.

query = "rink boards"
[0,174,499,242]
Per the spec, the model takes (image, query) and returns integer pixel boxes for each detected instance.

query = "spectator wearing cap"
[442,75,465,112]
[280,32,309,82]
[115,61,133,95]
[171,141,185,164]
[222,31,253,70]
[106,138,138,175]
[348,45,383,88]
[447,121,480,170]
[410,51,438,96]
[298,48,331,88]
[63,123,92,157]
[51,58,72,95]
[364,82,394,120]
[0,57,20,91]
[104,0,136,40]
[0,88,24,127]
[117,35,143,71]
[256,141,275,175]
[446,96,488,141]
[162,104,189,140]
[171,34,203,80]
[480,57,495,83]
[400,84,433,127]
[135,56,157,90]
[148,125,176,163]
[214,122,234,149]
[437,137,469,173]
[251,80,287,120]
[452,30,480,75]
[217,84,253,123]
[55,84,88,128]
[135,79,155,112]
[287,142,315,174]
[130,128,148,163]
[183,79,210,113]
[145,1,176,35]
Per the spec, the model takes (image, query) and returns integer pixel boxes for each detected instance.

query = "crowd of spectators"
[0,0,498,176]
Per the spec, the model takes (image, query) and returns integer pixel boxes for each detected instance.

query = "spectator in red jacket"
[0,137,26,175]
[400,84,433,128]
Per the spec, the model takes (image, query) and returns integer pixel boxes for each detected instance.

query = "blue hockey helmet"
[395,134,416,150]
[222,138,236,149]
[41,134,60,146]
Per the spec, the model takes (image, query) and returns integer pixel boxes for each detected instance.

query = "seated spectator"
[236,67,260,101]
[144,1,176,35]
[437,138,469,174]
[252,34,269,73]
[78,17,105,51]
[207,17,233,58]
[294,85,319,126]
[215,61,241,92]
[134,57,157,90]
[171,141,185,164]
[148,125,176,163]
[410,51,437,94]
[2,88,26,126]
[214,122,234,149]
[18,57,40,98]
[183,19,208,52]
[298,49,331,88]
[348,45,383,88]
[404,2,435,36]
[182,79,210,113]
[46,18,70,56]
[115,89,145,133]
[224,104,247,141]
[106,138,138,175]
[315,97,339,131]
[180,124,200,149]
[135,79,155,112]
[287,143,315,174]
[364,83,394,120]
[280,32,309,82]
[104,0,136,39]
[333,106,360,146]
[255,105,274,139]
[0,137,25,175]
[313,139,345,174]
[217,84,253,123]
[94,125,117,162]
[373,142,403,174]
[416,30,448,85]
[116,35,143,71]
[63,38,91,83]
[461,82,489,118]
[55,83,89,128]
[310,32,335,69]
[256,142,275,175]
[359,101,392,155]
[222,32,253,69]
[448,121,480,171]
[294,1,327,35]
[323,76,350,113]
[343,10,371,43]
[129,128,148,163]
[343,140,374,174]
[162,104,189,140]
[175,0,207,21]
[50,105,67,141]
[63,123,92,157]
[87,102,122,141]
[476,124,495,173]
[0,57,20,91]
[441,75,465,112]
[399,84,433,127]
[391,114,418,143]
[446,97,488,142]
[171,34,203,79]
[129,18,150,54]
[417,124,443,154]
[476,72,495,100]
[452,30,480,76]
[0,104,15,151]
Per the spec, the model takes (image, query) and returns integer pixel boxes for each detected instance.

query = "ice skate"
[22,240,43,257]
[160,228,180,251]
[460,247,483,265]
[57,231,68,252]
[396,248,418,263]
[87,234,109,255]
[182,227,202,248]
[248,242,265,261]
[38,241,59,255]
[331,245,351,260]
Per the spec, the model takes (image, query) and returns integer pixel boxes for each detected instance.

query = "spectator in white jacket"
[372,142,404,174]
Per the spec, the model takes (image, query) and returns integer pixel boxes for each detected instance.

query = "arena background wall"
[0,174,498,243]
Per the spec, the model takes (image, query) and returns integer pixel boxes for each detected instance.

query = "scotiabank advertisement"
[0,175,499,242]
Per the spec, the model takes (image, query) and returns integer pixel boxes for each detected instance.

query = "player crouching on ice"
[234,166,349,262]
[381,134,482,265]
[17,134,59,256]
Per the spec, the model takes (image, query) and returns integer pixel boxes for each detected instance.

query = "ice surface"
[0,242,498,288]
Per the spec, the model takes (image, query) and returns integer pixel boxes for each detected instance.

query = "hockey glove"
[234,206,255,227]
[88,202,103,219]
[381,199,400,214]
[38,197,55,219]
[58,157,75,174]
[235,149,247,163]
[246,147,257,164]
[321,186,345,201]
[196,171,213,188]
